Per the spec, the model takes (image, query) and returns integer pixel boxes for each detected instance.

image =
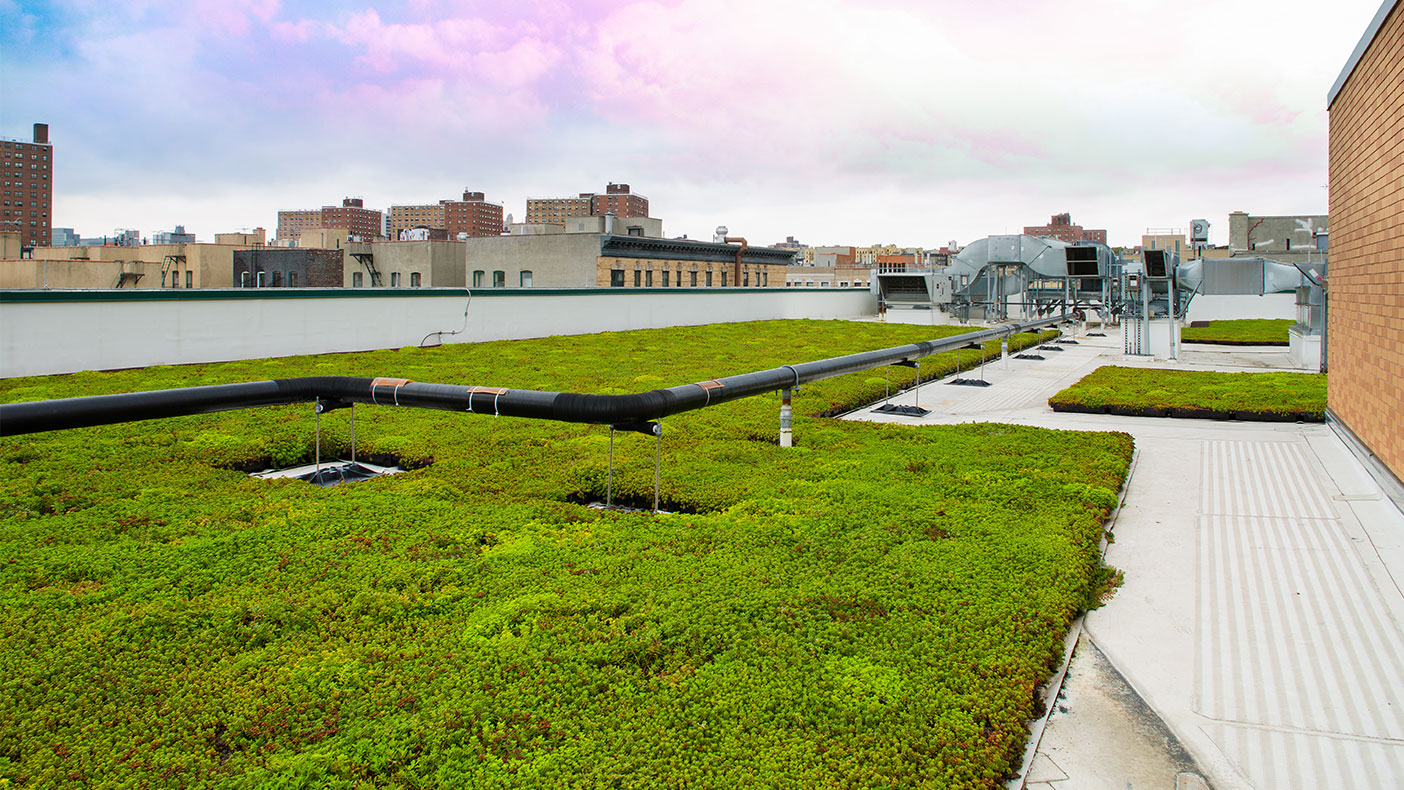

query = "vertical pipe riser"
[779,389,793,448]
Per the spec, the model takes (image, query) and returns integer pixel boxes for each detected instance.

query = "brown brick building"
[525,183,649,224]
[277,198,383,242]
[591,183,648,219]
[444,191,503,238]
[320,198,383,240]
[2,124,53,248]
[388,191,503,240]
[1327,0,1404,484]
[1024,213,1107,245]
[387,203,446,240]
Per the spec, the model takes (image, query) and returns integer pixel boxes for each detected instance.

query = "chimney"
[33,123,49,144]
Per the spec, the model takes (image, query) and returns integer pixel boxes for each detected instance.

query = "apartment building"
[1024,212,1107,244]
[2,123,53,249]
[525,182,649,224]
[276,198,383,243]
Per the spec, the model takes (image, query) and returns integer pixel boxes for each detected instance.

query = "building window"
[743,272,749,286]
[257,271,266,288]
[690,271,697,287]
[185,270,193,288]
[473,270,485,287]
[661,270,669,287]
[289,272,298,287]
[493,270,505,287]
[391,272,401,287]
[611,269,625,287]
[645,270,653,286]
[272,271,283,287]
[519,270,532,287]
[634,270,641,287]
[353,271,363,287]
[241,272,249,288]
[762,272,768,286]
[411,272,422,287]
[706,271,713,287]
[721,271,728,287]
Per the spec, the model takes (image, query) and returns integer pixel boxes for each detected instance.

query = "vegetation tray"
[1180,318,1292,346]
[1048,364,1326,423]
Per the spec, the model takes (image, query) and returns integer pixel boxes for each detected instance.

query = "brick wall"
[233,248,345,288]
[1328,0,1404,479]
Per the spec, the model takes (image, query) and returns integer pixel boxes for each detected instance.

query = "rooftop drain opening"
[247,398,408,487]
[252,460,404,487]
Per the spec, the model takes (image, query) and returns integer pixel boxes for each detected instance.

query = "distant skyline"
[0,0,1387,249]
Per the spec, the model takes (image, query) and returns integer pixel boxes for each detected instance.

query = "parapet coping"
[1328,0,1400,107]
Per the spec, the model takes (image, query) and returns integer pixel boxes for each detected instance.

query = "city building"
[590,183,648,219]
[387,191,504,240]
[1227,211,1329,262]
[51,227,78,247]
[233,248,343,288]
[320,198,383,241]
[444,192,503,238]
[509,215,664,238]
[214,228,267,247]
[525,183,649,225]
[151,225,196,245]
[275,210,320,243]
[463,232,790,289]
[2,123,53,249]
[1024,213,1107,244]
[0,242,241,289]
[1142,229,1188,260]
[276,198,383,243]
[1327,0,1404,487]
[387,202,446,240]
[342,240,467,288]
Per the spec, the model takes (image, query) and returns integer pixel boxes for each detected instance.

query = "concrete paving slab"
[838,321,1404,788]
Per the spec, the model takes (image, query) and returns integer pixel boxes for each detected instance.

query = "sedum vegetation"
[1048,364,1326,420]
[1180,318,1292,345]
[1,320,1131,789]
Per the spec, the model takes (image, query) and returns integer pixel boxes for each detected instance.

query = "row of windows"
[167,270,195,288]
[350,271,424,287]
[608,269,774,287]
[239,271,300,287]
[470,270,528,288]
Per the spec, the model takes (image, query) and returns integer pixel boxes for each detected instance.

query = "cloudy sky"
[0,0,1386,248]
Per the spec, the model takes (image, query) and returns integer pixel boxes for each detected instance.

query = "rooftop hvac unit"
[987,235,1023,264]
[1144,249,1174,279]
[1065,246,1100,278]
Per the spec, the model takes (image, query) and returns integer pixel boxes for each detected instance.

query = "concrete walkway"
[843,319,1404,789]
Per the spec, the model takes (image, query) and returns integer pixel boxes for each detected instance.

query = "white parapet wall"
[0,287,876,378]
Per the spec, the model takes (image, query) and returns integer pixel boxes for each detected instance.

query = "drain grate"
[252,460,404,487]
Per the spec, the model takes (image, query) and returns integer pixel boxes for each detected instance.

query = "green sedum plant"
[1180,318,1292,345]
[1048,364,1326,420]
[1,320,1130,788]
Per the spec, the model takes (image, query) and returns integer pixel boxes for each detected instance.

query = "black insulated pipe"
[0,316,1066,437]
